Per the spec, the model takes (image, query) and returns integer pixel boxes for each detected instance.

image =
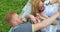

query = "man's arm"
[33,11,59,31]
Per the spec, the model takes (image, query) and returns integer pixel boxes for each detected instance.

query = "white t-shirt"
[44,0,58,17]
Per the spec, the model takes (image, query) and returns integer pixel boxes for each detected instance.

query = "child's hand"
[54,11,60,17]
[51,0,57,4]
[40,12,49,19]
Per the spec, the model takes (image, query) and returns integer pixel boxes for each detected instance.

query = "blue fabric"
[14,22,32,32]
[44,3,58,17]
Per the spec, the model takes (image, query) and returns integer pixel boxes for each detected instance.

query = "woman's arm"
[33,11,59,31]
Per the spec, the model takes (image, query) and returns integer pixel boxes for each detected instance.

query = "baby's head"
[5,12,22,26]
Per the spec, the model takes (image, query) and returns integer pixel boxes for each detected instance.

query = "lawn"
[0,0,28,32]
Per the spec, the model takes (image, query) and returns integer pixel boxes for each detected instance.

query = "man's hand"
[28,14,41,24]
[28,14,38,24]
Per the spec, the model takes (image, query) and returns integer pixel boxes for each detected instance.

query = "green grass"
[0,0,28,32]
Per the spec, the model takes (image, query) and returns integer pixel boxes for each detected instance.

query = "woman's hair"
[31,0,45,15]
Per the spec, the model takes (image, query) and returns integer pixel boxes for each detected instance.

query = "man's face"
[11,13,22,25]
[38,0,45,11]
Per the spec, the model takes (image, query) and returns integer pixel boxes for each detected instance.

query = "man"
[5,11,59,32]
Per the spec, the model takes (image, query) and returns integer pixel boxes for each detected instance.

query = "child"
[43,0,60,32]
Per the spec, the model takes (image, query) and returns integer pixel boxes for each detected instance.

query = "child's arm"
[40,12,49,19]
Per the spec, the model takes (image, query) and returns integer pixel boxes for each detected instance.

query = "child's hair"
[31,0,45,15]
[5,11,17,23]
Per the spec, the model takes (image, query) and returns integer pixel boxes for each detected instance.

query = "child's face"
[11,13,22,25]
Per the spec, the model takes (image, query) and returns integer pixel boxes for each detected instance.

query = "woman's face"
[38,0,45,11]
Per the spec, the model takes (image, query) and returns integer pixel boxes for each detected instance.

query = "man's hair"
[5,11,17,23]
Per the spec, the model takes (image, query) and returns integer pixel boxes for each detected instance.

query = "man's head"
[5,12,22,26]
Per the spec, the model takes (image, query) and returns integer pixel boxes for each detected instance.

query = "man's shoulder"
[9,27,14,32]
[14,22,32,32]
[9,26,19,32]
[9,22,32,32]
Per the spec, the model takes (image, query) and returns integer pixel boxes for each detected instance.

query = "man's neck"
[11,22,23,27]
